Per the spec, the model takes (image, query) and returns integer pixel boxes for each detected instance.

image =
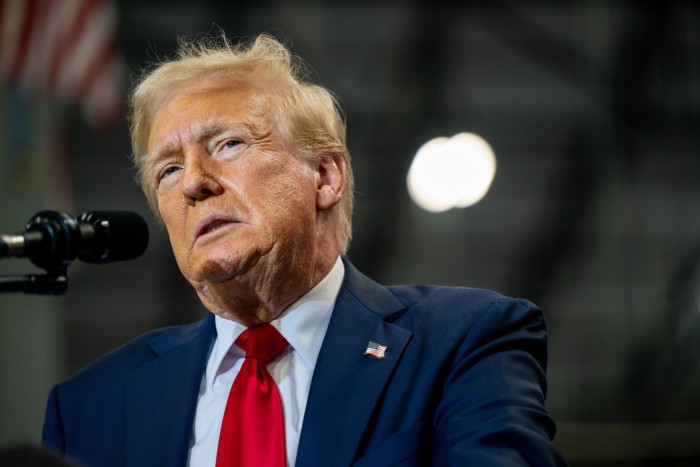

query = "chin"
[193,260,241,284]
[193,248,266,284]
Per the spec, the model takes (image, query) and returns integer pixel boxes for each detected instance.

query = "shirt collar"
[275,255,344,368]
[208,256,345,384]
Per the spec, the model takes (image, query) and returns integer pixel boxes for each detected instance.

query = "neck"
[195,251,338,327]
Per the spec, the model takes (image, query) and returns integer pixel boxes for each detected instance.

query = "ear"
[315,153,346,211]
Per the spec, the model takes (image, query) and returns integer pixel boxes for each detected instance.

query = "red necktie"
[216,324,289,467]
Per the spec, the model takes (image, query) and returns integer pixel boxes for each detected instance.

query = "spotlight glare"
[407,132,496,212]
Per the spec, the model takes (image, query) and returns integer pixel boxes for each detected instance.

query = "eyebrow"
[146,117,255,168]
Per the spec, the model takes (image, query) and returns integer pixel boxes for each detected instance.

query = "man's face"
[146,77,319,295]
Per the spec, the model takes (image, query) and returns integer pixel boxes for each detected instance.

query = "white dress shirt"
[187,257,345,467]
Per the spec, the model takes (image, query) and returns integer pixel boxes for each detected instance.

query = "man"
[42,34,567,466]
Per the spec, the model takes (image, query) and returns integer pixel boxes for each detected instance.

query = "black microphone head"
[77,211,149,263]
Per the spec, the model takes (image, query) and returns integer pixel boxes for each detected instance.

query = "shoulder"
[342,258,541,323]
[388,283,543,328]
[341,259,545,346]
[389,283,521,307]
[382,284,548,362]
[56,316,212,391]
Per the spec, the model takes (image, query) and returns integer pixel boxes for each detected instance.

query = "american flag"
[364,341,388,359]
[0,0,125,127]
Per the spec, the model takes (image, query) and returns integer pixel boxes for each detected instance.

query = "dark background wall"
[1,1,699,465]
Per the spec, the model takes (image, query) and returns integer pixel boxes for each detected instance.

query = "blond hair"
[129,33,353,252]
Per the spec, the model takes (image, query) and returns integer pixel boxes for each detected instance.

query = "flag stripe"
[9,0,36,83]
[49,0,96,94]
[41,0,82,91]
[0,0,25,80]
[364,341,388,358]
[16,0,51,90]
[2,0,124,127]
[69,0,117,99]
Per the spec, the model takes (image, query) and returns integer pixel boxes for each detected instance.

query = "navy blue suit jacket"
[42,260,567,466]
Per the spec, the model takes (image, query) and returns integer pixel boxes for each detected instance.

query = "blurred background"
[1,0,699,465]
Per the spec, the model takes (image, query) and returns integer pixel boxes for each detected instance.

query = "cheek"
[237,159,316,215]
[266,172,316,220]
[157,197,188,247]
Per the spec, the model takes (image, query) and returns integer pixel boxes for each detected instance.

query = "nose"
[181,151,223,204]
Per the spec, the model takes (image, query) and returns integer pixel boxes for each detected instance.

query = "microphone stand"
[0,270,68,295]
[0,266,68,295]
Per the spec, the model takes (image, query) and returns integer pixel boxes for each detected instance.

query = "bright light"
[407,132,497,212]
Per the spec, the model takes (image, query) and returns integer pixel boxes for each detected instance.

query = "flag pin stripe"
[364,341,388,359]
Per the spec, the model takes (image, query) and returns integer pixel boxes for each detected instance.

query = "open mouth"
[201,220,230,235]
[196,217,237,240]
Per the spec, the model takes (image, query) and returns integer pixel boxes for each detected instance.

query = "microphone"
[0,210,149,271]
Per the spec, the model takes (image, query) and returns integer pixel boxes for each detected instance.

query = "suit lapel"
[297,261,412,466]
[124,314,215,466]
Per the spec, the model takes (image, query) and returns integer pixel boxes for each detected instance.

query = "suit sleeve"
[42,385,66,455]
[432,297,568,466]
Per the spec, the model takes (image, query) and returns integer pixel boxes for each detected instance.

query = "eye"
[158,165,181,182]
[215,138,243,155]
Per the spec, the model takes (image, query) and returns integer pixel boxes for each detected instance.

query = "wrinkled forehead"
[155,72,266,118]
[146,73,272,144]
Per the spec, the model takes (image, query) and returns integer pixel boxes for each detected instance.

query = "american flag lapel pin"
[364,341,388,359]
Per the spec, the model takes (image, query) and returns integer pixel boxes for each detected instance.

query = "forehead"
[147,75,269,150]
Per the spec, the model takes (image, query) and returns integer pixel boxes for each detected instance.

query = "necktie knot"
[236,324,288,365]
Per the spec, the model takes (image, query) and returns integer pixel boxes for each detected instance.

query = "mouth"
[201,220,229,235]
[195,215,239,241]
